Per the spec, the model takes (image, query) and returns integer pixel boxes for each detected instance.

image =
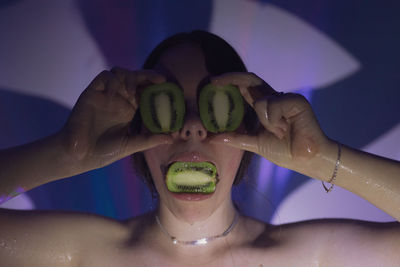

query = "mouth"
[161,152,219,196]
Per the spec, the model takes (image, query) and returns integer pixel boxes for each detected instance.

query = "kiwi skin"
[166,161,218,194]
[139,82,185,133]
[198,84,244,133]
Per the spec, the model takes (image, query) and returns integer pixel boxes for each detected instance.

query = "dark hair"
[131,30,259,193]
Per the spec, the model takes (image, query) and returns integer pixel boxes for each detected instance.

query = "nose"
[179,112,208,141]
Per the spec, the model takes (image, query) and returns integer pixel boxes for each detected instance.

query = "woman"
[0,31,399,266]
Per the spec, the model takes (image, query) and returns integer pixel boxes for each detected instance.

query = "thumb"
[124,134,173,155]
[209,132,260,154]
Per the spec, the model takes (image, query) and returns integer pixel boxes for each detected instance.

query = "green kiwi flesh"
[199,84,244,133]
[166,162,218,193]
[140,82,185,133]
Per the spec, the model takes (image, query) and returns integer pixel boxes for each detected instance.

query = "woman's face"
[143,43,244,223]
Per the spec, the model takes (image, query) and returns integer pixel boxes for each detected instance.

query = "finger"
[110,66,131,96]
[211,72,259,108]
[110,67,139,108]
[88,70,123,98]
[245,82,277,105]
[87,70,111,92]
[110,68,165,109]
[105,71,123,98]
[136,70,166,85]
[110,66,128,82]
[128,70,167,108]
[125,134,173,154]
[210,72,277,106]
[125,73,139,109]
[209,132,260,154]
[255,94,310,139]
[254,99,286,139]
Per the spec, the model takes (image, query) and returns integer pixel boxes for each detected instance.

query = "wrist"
[47,131,87,180]
[298,138,339,182]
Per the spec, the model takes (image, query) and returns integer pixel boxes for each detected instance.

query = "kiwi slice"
[199,84,244,133]
[139,82,185,133]
[166,162,218,194]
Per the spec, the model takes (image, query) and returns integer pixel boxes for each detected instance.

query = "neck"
[156,197,239,248]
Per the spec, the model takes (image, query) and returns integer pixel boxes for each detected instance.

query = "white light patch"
[210,0,361,91]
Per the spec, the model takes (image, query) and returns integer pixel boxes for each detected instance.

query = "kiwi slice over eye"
[166,162,218,194]
[199,84,244,133]
[139,82,185,133]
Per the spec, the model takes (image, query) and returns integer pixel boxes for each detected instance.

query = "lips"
[170,192,214,201]
[167,151,216,165]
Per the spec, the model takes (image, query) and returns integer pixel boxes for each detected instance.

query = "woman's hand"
[60,67,172,171]
[209,72,335,177]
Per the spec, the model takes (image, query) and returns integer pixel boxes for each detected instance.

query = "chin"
[171,203,216,224]
[159,192,218,224]
[162,184,232,224]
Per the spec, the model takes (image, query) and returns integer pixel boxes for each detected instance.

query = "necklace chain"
[155,212,239,246]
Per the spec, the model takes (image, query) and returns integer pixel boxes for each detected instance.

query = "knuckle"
[98,70,111,78]
[93,70,114,85]
[248,72,258,79]
[247,72,261,81]
[292,93,310,106]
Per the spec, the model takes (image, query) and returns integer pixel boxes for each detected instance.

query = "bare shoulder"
[308,218,400,266]
[0,208,129,267]
[253,217,400,266]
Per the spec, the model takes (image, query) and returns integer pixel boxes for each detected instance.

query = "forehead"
[152,43,210,98]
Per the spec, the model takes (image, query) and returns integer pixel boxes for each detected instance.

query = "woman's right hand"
[60,67,172,172]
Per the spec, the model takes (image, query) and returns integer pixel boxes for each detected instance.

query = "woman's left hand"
[209,72,335,177]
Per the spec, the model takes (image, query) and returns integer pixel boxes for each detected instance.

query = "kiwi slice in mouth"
[139,82,185,133]
[199,84,244,133]
[166,162,218,194]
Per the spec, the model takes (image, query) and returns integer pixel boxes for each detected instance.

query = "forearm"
[0,133,80,203]
[305,140,400,221]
